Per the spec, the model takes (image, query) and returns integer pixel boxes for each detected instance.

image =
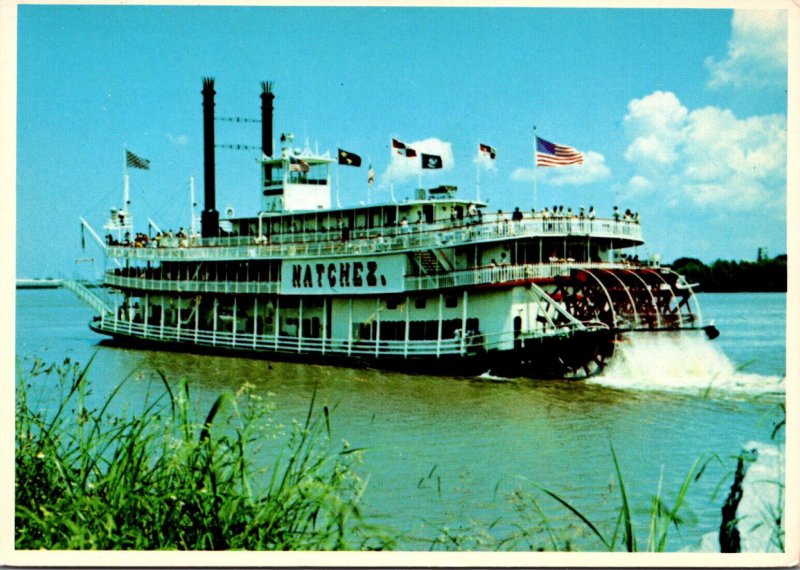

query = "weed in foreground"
[529,445,707,552]
[15,356,396,550]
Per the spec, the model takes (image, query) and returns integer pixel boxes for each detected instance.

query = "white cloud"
[622,91,786,210]
[623,91,687,165]
[380,137,454,186]
[166,132,189,145]
[473,151,497,172]
[705,10,787,89]
[511,150,610,186]
[628,175,652,192]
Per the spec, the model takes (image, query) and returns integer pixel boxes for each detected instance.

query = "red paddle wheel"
[549,266,705,378]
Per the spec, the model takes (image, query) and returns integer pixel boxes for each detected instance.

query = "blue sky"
[14,4,790,278]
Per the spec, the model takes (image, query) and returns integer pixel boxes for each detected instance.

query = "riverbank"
[670,256,787,292]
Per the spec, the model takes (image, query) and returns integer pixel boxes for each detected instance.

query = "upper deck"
[107,207,643,263]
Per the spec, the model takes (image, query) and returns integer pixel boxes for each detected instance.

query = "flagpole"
[123,148,129,210]
[476,141,481,202]
[532,126,538,211]
[336,166,340,208]
[367,156,372,205]
[190,175,197,236]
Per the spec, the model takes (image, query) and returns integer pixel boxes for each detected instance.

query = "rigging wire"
[216,116,261,123]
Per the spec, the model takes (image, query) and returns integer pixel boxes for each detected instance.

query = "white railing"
[102,262,627,295]
[105,274,280,294]
[106,216,643,263]
[404,262,628,291]
[92,316,585,359]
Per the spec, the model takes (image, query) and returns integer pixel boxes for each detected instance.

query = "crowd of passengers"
[108,205,640,248]
[106,228,193,248]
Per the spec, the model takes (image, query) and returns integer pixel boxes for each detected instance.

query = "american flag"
[289,156,310,173]
[536,136,584,167]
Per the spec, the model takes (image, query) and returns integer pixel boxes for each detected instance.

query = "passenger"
[588,206,596,220]
[512,207,523,222]
[613,206,620,221]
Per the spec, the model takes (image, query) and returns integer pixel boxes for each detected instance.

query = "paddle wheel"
[548,266,709,379]
[551,267,703,332]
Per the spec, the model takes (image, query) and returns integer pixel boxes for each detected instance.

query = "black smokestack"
[260,81,274,157]
[261,81,275,187]
[201,77,219,238]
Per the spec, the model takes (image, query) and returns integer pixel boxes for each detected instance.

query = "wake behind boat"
[77,78,716,379]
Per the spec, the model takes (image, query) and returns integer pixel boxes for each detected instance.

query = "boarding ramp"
[62,280,112,316]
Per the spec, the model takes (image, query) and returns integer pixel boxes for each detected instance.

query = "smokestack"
[201,77,219,238]
[260,81,274,157]
[260,81,275,187]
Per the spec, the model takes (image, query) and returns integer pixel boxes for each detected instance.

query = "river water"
[15,290,786,552]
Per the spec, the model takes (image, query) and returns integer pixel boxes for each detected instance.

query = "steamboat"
[79,78,716,379]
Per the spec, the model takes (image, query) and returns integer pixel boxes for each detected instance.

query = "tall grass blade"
[536,485,612,551]
[199,392,231,443]
[610,444,636,552]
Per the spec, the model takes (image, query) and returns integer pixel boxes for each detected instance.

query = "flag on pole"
[479,143,497,159]
[421,153,443,169]
[289,156,310,173]
[368,164,375,186]
[338,149,362,167]
[392,138,417,158]
[536,136,584,166]
[125,149,151,170]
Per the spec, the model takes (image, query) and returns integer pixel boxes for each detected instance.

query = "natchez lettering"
[291,262,388,288]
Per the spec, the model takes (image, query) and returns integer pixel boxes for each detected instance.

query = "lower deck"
[97,283,586,360]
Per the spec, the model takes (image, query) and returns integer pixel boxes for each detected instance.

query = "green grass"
[15,356,394,550]
[527,445,709,552]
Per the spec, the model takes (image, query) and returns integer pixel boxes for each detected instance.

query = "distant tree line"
[669,255,787,292]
